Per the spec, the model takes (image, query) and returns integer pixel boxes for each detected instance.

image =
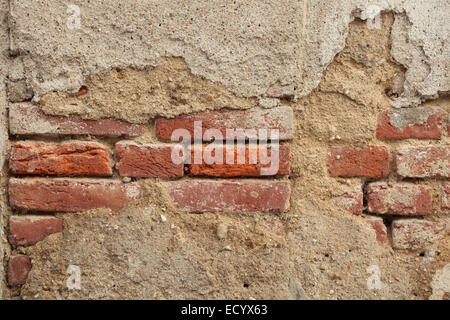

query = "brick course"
[9,178,142,212]
[164,180,291,213]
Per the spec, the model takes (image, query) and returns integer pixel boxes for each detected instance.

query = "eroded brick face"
[376,107,442,140]
[155,106,293,141]
[395,146,450,178]
[367,182,432,215]
[9,178,142,212]
[9,104,144,137]
[164,180,291,213]
[327,146,390,178]
[391,219,446,250]
[9,216,63,246]
[10,141,113,176]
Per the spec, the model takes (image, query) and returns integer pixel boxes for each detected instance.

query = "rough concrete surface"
[1,1,449,300]
[7,0,450,108]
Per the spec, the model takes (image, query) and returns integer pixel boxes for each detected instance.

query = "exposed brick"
[391,219,446,250]
[9,178,142,212]
[10,141,113,176]
[164,180,291,213]
[367,182,432,215]
[188,144,290,177]
[395,146,450,178]
[327,146,390,178]
[334,189,363,215]
[442,182,450,210]
[155,106,293,141]
[9,103,144,137]
[366,217,387,243]
[9,216,63,247]
[376,107,442,140]
[8,255,32,286]
[115,142,184,178]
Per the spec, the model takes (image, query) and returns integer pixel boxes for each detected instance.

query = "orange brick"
[10,141,113,176]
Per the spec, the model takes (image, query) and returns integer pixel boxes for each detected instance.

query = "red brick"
[8,255,32,286]
[188,144,290,177]
[9,216,63,247]
[395,146,449,178]
[334,190,363,215]
[9,178,142,212]
[155,106,293,141]
[164,180,291,213]
[366,217,387,243]
[442,182,450,210]
[327,146,390,178]
[391,219,446,250]
[9,103,144,137]
[115,142,184,178]
[367,182,432,215]
[10,141,112,176]
[376,107,442,140]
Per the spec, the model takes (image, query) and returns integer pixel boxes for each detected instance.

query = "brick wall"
[5,102,449,289]
[6,103,293,286]
[328,106,449,248]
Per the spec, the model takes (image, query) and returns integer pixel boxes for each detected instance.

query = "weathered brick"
[327,146,390,178]
[9,103,144,137]
[367,182,432,215]
[9,178,142,212]
[391,219,446,250]
[334,189,363,215]
[155,106,293,141]
[395,146,449,178]
[8,255,31,286]
[164,180,291,213]
[10,141,113,176]
[115,142,184,178]
[366,217,387,243]
[442,182,450,210]
[188,144,290,177]
[377,107,442,139]
[9,216,63,247]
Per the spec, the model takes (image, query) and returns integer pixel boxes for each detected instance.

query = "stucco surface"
[6,0,449,108]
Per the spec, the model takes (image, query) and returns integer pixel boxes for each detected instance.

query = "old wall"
[1,0,449,299]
